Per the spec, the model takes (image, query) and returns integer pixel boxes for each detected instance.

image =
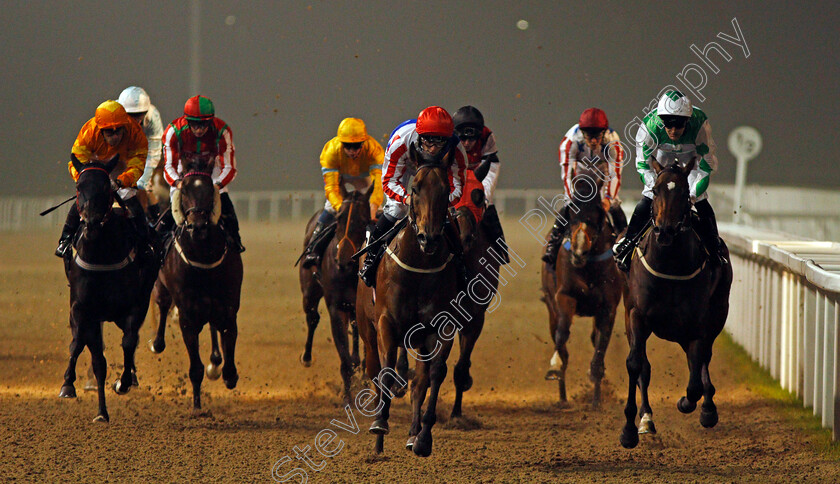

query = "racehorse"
[299,182,374,404]
[541,161,625,407]
[151,152,244,412]
[58,154,158,423]
[449,170,500,421]
[356,146,459,457]
[619,159,732,448]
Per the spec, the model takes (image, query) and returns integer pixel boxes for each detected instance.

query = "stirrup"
[55,240,72,259]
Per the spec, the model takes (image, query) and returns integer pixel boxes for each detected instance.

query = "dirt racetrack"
[1,219,838,483]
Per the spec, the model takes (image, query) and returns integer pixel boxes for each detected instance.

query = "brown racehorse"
[541,162,625,407]
[299,182,374,404]
[619,160,732,448]
[151,153,244,412]
[58,155,158,423]
[356,147,459,457]
[449,170,500,420]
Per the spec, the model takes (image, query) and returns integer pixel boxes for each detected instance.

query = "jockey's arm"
[634,123,657,198]
[117,126,148,188]
[558,135,578,199]
[448,144,468,204]
[688,119,718,201]
[320,140,344,211]
[161,124,182,187]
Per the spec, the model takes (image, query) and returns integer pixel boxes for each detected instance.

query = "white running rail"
[721,223,840,440]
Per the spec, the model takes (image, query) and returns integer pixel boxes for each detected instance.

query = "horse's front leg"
[219,313,239,390]
[589,306,616,408]
[412,335,453,457]
[620,308,648,448]
[328,304,354,406]
[205,327,222,380]
[113,314,140,395]
[637,341,655,434]
[86,319,109,423]
[180,317,204,411]
[299,271,322,367]
[350,319,361,369]
[547,292,575,403]
[150,280,170,354]
[407,358,430,451]
[369,314,398,453]
[697,338,719,428]
[59,317,84,398]
[677,339,704,414]
[451,313,485,419]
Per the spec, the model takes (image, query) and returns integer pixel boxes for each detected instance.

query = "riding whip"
[39,195,77,216]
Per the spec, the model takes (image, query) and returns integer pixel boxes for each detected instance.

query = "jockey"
[161,95,245,253]
[117,86,163,191]
[301,117,385,268]
[543,108,626,265]
[55,100,150,258]
[452,105,509,264]
[358,106,468,289]
[613,90,728,271]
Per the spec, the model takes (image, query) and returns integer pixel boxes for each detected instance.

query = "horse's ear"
[408,141,419,166]
[651,159,663,175]
[363,181,375,203]
[70,153,84,174]
[470,188,485,207]
[104,154,120,173]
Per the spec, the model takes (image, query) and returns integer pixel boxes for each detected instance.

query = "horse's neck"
[393,223,451,265]
[176,223,227,255]
[77,217,132,262]
[641,229,704,271]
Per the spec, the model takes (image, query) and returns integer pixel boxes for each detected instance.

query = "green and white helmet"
[657,90,692,117]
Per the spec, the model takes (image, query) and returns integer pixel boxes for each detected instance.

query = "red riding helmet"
[578,108,609,130]
[184,95,215,121]
[416,106,454,137]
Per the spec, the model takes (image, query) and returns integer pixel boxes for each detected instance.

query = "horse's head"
[72,154,119,233]
[566,161,608,267]
[334,182,374,269]
[651,159,693,246]
[175,152,219,239]
[408,144,451,255]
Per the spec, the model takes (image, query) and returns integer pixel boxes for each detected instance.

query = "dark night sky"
[1,1,837,197]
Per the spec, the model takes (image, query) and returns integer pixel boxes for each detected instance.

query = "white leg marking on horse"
[550,350,562,369]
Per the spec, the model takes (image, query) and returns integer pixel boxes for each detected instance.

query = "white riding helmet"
[657,90,693,117]
[117,86,151,114]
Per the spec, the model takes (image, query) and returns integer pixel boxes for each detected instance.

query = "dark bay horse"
[541,163,625,407]
[58,155,158,423]
[357,148,459,457]
[619,160,732,448]
[449,170,501,421]
[299,182,374,404]
[151,154,244,412]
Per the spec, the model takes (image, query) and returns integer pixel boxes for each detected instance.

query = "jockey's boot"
[613,197,652,272]
[55,204,81,258]
[359,214,396,288]
[220,193,245,253]
[444,217,469,292]
[155,208,175,265]
[124,196,154,262]
[302,221,334,269]
[694,199,728,267]
[481,204,510,264]
[541,204,570,265]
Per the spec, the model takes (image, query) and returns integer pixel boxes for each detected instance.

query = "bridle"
[76,165,115,225]
[336,200,358,254]
[181,171,213,225]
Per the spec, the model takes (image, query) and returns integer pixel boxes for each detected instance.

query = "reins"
[337,202,358,254]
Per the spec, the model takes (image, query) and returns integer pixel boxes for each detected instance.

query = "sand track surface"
[0,220,836,482]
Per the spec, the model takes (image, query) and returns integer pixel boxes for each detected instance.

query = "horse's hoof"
[148,338,165,354]
[83,379,98,392]
[677,396,697,414]
[113,379,130,395]
[391,383,407,399]
[700,409,718,428]
[638,413,656,434]
[544,369,562,381]
[224,374,238,390]
[620,426,639,448]
[369,419,389,435]
[300,352,312,368]
[59,385,76,398]
[405,436,416,450]
[462,375,473,392]
[412,431,433,457]
[206,362,222,380]
[92,414,110,424]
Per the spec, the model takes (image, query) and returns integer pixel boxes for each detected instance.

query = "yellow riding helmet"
[337,118,368,143]
[94,100,130,129]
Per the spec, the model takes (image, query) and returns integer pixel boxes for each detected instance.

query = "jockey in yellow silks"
[301,117,384,268]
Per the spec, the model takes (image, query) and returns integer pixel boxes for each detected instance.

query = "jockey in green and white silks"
[613,90,728,271]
